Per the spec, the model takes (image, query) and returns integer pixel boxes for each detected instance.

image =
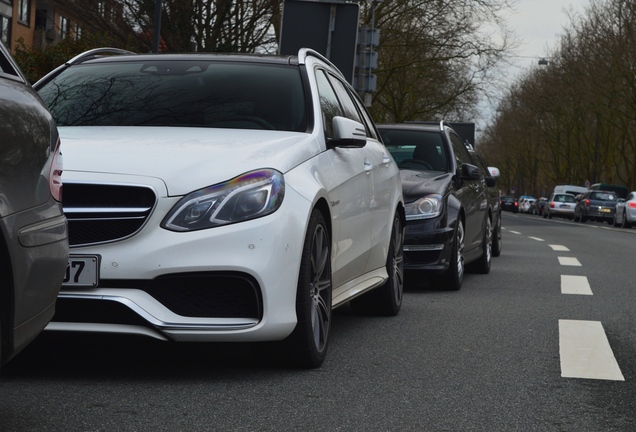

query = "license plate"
[559,204,571,208]
[63,255,99,287]
[600,208,611,213]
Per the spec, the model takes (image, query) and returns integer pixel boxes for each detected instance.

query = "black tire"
[492,215,502,257]
[432,219,464,291]
[285,210,332,368]
[350,214,404,316]
[548,212,553,219]
[470,217,492,274]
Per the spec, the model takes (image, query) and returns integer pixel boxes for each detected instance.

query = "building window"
[18,0,29,24]
[74,23,81,40]
[59,16,68,39]
[97,2,105,17]
[0,14,10,47]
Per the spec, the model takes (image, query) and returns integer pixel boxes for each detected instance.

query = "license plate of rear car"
[63,255,99,287]
[600,208,610,213]
[560,204,570,208]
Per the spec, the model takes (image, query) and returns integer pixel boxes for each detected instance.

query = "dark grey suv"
[0,41,69,370]
[378,122,494,291]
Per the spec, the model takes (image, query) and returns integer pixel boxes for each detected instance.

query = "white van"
[553,185,588,197]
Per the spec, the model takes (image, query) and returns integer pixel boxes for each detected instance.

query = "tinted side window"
[327,74,362,124]
[449,132,470,167]
[349,90,379,140]
[315,69,343,139]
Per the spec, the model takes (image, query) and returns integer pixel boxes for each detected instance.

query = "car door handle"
[382,154,391,165]
[364,159,373,173]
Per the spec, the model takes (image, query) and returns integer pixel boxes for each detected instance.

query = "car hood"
[399,169,453,202]
[58,126,318,195]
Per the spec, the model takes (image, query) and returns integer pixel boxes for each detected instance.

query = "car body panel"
[0,41,69,365]
[615,191,636,226]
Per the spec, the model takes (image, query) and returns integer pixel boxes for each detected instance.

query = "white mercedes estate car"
[34,48,404,368]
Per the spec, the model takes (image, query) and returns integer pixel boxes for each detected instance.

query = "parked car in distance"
[0,41,69,371]
[34,47,405,368]
[589,183,628,199]
[613,191,636,228]
[501,196,519,213]
[531,197,548,216]
[518,196,535,213]
[544,193,576,220]
[377,121,493,292]
[467,148,502,257]
[553,185,588,197]
[574,190,619,223]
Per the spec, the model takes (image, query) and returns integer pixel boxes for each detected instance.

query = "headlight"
[162,169,285,231]
[405,194,443,220]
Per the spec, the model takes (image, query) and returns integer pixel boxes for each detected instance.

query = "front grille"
[101,272,263,319]
[63,183,156,246]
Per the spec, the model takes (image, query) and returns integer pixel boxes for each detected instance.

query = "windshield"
[380,129,448,172]
[37,60,307,132]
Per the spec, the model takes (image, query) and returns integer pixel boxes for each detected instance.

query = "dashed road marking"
[529,236,544,241]
[558,256,582,266]
[561,275,592,295]
[509,230,521,235]
[550,244,570,251]
[559,320,624,381]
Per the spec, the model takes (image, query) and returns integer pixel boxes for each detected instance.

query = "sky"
[504,0,590,72]
[476,0,591,129]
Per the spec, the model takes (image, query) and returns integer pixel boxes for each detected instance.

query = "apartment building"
[0,0,82,53]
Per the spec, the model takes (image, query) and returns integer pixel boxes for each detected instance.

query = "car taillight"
[49,137,63,202]
[628,202,636,209]
[514,202,518,206]
[584,199,590,207]
[550,202,555,208]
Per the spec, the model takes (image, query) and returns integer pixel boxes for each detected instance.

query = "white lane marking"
[558,257,582,266]
[550,245,570,251]
[559,320,624,381]
[509,230,521,235]
[529,236,544,241]
[561,275,593,295]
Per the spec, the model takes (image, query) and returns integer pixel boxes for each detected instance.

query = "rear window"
[590,192,616,201]
[553,194,575,203]
[37,60,307,132]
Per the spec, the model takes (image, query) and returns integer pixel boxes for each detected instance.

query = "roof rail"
[297,48,344,79]
[66,48,136,66]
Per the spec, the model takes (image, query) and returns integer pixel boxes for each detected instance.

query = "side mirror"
[460,163,481,181]
[485,176,496,187]
[488,167,500,178]
[330,116,367,148]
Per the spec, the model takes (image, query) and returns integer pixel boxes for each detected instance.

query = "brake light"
[49,137,63,202]
[628,202,636,209]
[550,202,555,208]
[514,202,518,207]
[584,199,590,207]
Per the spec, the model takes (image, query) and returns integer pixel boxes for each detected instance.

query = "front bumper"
[403,218,454,271]
[47,173,312,342]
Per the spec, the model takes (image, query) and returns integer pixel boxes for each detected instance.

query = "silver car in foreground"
[0,42,69,371]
